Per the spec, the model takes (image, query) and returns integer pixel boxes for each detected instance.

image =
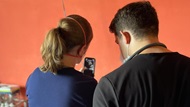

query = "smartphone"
[83,57,96,77]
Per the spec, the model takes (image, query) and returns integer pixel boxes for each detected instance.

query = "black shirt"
[93,52,190,107]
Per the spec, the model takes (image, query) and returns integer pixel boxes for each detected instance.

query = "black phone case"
[84,57,96,77]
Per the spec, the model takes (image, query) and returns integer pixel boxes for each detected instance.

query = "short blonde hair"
[40,14,93,73]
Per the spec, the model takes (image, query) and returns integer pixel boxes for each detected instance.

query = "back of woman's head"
[40,14,93,73]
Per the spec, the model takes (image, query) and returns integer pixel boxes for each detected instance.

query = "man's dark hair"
[109,1,159,39]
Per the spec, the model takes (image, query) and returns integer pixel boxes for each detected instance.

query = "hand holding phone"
[83,57,96,77]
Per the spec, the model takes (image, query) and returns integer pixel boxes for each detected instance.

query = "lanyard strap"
[127,42,167,61]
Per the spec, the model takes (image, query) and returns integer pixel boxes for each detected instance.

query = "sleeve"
[93,77,119,107]
[25,74,32,97]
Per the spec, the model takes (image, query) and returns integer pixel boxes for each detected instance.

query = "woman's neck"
[62,55,77,68]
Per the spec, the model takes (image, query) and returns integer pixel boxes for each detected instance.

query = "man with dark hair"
[93,1,190,107]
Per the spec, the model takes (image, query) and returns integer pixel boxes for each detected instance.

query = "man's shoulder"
[103,62,135,85]
[105,58,138,76]
[104,64,126,79]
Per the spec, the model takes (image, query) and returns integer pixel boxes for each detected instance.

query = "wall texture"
[0,0,190,88]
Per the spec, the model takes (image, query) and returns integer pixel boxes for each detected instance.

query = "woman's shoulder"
[30,67,45,75]
[75,71,98,84]
[57,67,98,83]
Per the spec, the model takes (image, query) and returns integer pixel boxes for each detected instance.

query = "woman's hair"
[40,14,93,73]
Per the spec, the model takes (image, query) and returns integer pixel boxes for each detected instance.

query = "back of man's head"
[109,1,159,39]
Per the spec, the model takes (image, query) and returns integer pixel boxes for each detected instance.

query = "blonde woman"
[26,14,97,107]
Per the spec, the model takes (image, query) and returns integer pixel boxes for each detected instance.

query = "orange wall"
[0,0,190,87]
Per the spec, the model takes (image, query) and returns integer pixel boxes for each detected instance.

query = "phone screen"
[83,57,96,77]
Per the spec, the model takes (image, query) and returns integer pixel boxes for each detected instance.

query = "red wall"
[0,0,190,87]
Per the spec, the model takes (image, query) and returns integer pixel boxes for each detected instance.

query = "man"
[93,1,190,107]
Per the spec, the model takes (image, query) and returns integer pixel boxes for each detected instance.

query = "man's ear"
[120,31,131,44]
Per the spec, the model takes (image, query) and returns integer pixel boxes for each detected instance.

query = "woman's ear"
[78,45,87,56]
[120,31,131,44]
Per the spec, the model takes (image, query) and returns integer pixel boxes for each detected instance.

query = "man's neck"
[129,38,171,55]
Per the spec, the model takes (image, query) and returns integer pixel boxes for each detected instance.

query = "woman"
[26,14,97,107]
